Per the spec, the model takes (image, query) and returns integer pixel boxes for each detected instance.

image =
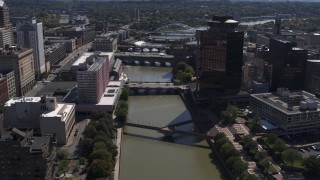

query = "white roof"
[72,52,114,67]
[97,84,121,106]
[5,97,41,106]
[41,103,74,122]
[134,41,146,46]
[0,1,4,7]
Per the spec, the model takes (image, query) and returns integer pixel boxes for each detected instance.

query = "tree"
[254,151,268,162]
[56,149,68,160]
[259,157,271,173]
[303,156,320,179]
[226,156,240,169]
[214,132,227,142]
[89,149,113,164]
[242,135,258,153]
[83,125,98,139]
[242,173,259,180]
[120,85,129,101]
[272,139,287,154]
[282,149,302,167]
[266,134,278,145]
[220,143,240,159]
[220,111,235,125]
[88,159,110,179]
[232,159,248,177]
[215,137,231,150]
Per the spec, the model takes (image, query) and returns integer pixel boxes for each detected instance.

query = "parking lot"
[298,145,320,158]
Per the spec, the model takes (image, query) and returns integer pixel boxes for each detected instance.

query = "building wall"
[45,43,67,66]
[0,77,8,105]
[40,104,75,145]
[0,28,13,47]
[16,19,45,79]
[199,26,243,93]
[5,71,16,98]
[4,100,43,129]
[250,95,320,134]
[77,56,109,104]
[0,137,56,179]
[93,37,118,52]
[269,38,307,91]
[0,49,35,96]
[0,2,10,28]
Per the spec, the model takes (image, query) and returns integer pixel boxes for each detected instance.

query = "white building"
[16,17,45,78]
[40,97,75,145]
[3,96,75,145]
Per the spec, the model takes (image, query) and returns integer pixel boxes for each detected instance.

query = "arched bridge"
[125,121,214,139]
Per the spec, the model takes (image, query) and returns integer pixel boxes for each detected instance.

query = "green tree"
[303,156,320,179]
[242,135,258,153]
[254,151,268,162]
[272,139,287,154]
[56,149,68,160]
[83,124,98,139]
[88,159,110,179]
[241,173,259,180]
[266,134,278,145]
[282,149,302,167]
[220,143,240,159]
[120,85,129,101]
[259,157,271,173]
[220,111,235,125]
[232,159,248,177]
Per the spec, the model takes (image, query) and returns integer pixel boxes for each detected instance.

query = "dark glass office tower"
[269,38,307,91]
[198,16,244,95]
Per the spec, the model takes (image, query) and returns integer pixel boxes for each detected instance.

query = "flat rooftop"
[72,52,114,67]
[115,52,173,58]
[251,91,320,115]
[5,97,41,107]
[97,81,122,106]
[41,103,74,122]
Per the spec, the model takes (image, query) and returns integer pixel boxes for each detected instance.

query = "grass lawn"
[285,160,305,169]
[267,165,278,174]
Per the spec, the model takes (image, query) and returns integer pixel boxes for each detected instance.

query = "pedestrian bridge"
[125,121,214,139]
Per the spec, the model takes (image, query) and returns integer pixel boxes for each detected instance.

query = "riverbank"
[114,127,123,180]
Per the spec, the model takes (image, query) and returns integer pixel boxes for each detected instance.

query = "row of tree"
[213,132,254,179]
[79,112,118,179]
[115,85,129,123]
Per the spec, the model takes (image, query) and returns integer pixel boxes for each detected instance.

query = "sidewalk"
[114,128,123,180]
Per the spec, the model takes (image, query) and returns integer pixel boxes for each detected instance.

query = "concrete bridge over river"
[125,120,214,139]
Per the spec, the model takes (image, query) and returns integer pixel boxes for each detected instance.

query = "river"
[124,65,172,83]
[119,95,225,180]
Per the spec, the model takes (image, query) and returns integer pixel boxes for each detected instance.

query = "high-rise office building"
[0,1,13,48]
[16,17,45,79]
[77,53,110,104]
[0,0,11,28]
[269,38,307,91]
[0,47,35,96]
[198,16,244,94]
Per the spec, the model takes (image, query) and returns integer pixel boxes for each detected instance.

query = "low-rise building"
[92,35,117,52]
[45,36,76,53]
[3,96,75,144]
[40,97,75,145]
[45,43,66,66]
[0,128,56,179]
[250,88,320,135]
